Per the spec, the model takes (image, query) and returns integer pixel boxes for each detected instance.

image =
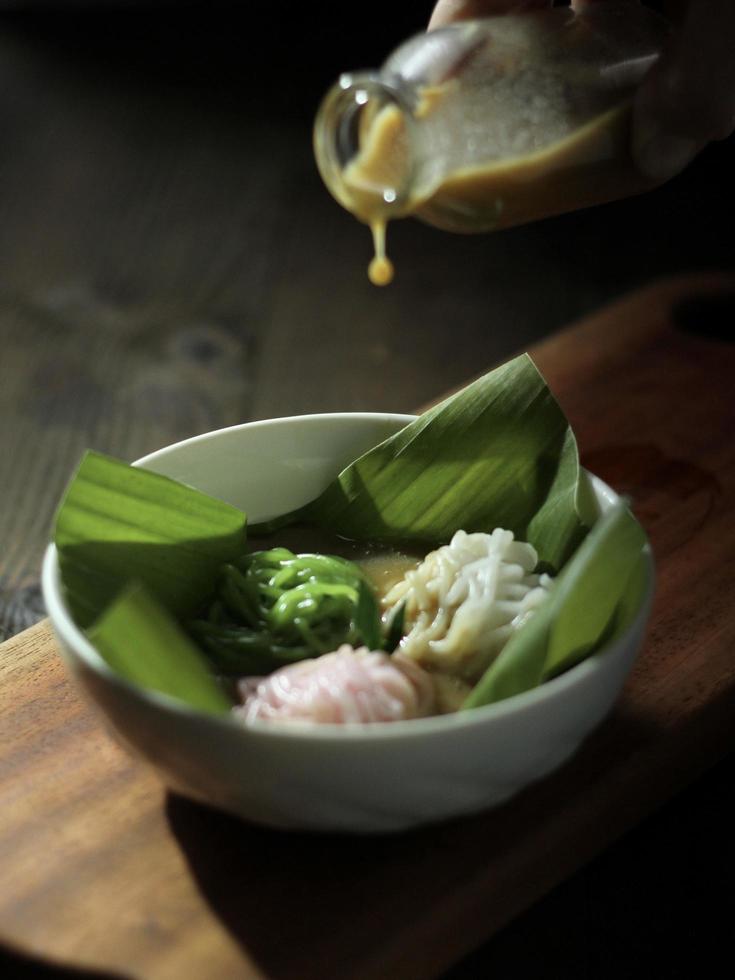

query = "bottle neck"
[313,71,417,223]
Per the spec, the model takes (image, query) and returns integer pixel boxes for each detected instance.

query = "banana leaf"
[256,354,598,572]
[89,583,232,714]
[462,502,649,709]
[55,451,247,629]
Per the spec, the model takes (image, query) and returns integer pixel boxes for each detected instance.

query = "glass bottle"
[313,2,669,284]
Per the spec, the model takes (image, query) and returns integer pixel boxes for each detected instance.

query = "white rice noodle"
[383,528,554,681]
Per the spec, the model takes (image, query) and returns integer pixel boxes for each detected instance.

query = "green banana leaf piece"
[257,354,598,572]
[55,451,247,629]
[462,502,648,709]
[89,583,232,714]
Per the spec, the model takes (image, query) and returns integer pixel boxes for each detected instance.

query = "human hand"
[428,0,735,182]
[627,0,735,180]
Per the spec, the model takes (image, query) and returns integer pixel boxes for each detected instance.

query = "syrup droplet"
[367,219,394,286]
[368,255,394,286]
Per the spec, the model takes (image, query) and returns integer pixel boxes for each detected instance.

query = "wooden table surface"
[1,7,735,978]
[3,274,735,979]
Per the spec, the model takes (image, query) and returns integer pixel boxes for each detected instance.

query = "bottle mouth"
[313,71,416,221]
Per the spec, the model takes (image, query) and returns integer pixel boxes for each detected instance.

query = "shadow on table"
[671,289,735,342]
[0,942,126,979]
[164,703,662,980]
[166,741,735,980]
[165,791,443,980]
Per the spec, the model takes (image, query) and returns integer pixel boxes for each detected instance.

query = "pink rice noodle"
[234,644,435,725]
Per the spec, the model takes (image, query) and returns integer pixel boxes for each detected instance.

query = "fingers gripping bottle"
[314,2,669,284]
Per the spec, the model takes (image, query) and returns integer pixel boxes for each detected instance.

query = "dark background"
[0,2,733,977]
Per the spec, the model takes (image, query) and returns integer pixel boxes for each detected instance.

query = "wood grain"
[2,274,735,978]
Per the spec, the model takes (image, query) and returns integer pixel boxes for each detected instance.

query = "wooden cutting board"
[2,273,735,979]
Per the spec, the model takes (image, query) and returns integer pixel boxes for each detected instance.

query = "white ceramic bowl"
[42,413,653,833]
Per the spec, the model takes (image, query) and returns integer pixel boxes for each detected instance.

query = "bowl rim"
[42,411,655,744]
